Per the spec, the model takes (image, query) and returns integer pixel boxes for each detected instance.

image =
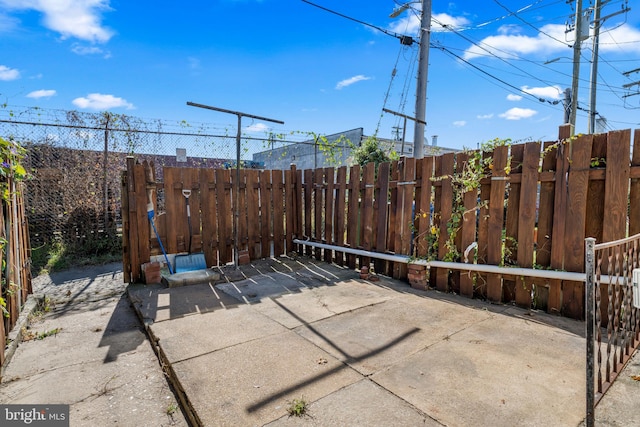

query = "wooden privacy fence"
[122,157,297,284]
[1,179,33,371]
[122,126,639,320]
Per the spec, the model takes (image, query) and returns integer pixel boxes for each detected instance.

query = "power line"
[301,0,416,45]
[492,0,571,46]
[433,41,563,108]
[432,15,566,91]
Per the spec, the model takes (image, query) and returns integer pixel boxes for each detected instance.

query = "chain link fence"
[0,106,361,269]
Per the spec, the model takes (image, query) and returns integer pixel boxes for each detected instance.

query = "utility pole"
[589,1,632,130]
[588,0,602,134]
[413,0,431,159]
[569,0,586,135]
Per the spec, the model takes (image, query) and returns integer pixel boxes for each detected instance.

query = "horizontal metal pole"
[294,239,587,282]
[294,239,421,264]
[428,261,586,282]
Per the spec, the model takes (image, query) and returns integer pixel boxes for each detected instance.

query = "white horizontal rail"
[294,239,588,282]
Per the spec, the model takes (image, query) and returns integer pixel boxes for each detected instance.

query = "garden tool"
[174,188,206,273]
[148,202,173,275]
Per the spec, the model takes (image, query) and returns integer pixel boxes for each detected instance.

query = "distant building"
[253,128,363,170]
[252,128,458,170]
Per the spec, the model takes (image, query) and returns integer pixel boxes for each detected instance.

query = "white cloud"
[521,85,563,100]
[27,89,56,98]
[72,43,110,57]
[463,24,567,60]
[507,94,522,101]
[72,93,133,110]
[477,113,493,119]
[0,12,19,32]
[0,64,19,80]
[188,57,200,70]
[499,107,538,120]
[0,0,114,43]
[244,123,269,133]
[463,22,640,62]
[336,75,371,90]
[453,120,466,127]
[389,11,470,35]
[597,24,640,54]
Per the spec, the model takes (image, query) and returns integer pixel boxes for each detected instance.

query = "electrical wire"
[376,43,407,135]
[301,0,413,44]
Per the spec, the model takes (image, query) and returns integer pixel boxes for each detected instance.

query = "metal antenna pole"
[382,107,426,157]
[186,102,284,268]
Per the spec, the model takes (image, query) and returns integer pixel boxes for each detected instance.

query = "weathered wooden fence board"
[324,167,335,263]
[334,166,347,265]
[303,169,312,256]
[602,130,631,242]
[347,165,360,269]
[216,168,232,264]
[200,168,217,266]
[457,152,477,298]
[504,145,523,303]
[361,163,375,269]
[374,162,390,274]
[387,161,399,277]
[313,168,323,260]
[486,146,509,302]
[630,130,640,235]
[273,170,285,257]
[515,142,541,307]
[246,170,259,259]
[284,168,294,254]
[414,157,433,259]
[563,135,593,319]
[259,170,271,258]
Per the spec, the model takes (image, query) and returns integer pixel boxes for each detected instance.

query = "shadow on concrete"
[245,297,420,413]
[129,256,354,323]
[361,274,586,338]
[98,293,147,363]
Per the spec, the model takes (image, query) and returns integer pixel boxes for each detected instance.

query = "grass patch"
[31,235,122,276]
[166,402,178,416]
[287,397,308,418]
[22,326,61,341]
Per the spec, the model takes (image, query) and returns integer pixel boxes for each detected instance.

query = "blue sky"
[1,0,639,150]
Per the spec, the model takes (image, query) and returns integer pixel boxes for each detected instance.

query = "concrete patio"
[128,255,588,426]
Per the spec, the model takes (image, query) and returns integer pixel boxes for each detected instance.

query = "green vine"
[0,136,27,317]
[414,138,513,265]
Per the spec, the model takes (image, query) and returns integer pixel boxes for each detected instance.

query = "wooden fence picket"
[246,169,260,259]
[361,162,375,269]
[436,153,455,291]
[334,166,347,265]
[272,170,284,257]
[346,165,360,269]
[200,168,217,266]
[629,130,640,235]
[486,145,509,303]
[324,167,335,263]
[562,134,593,319]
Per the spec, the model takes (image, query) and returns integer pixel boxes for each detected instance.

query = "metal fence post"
[585,237,596,427]
[103,113,110,232]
